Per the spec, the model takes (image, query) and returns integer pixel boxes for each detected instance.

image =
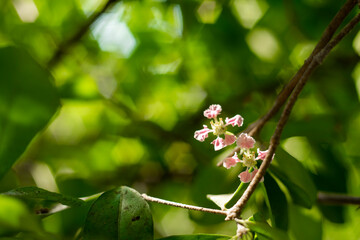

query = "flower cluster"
[194,104,273,183]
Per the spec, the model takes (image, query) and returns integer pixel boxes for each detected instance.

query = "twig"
[141,194,227,216]
[226,13,360,220]
[317,192,360,205]
[47,0,119,68]
[246,0,357,137]
[218,0,358,166]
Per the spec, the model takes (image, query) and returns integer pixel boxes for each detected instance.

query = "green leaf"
[0,46,60,180]
[263,174,288,230]
[225,181,249,209]
[157,234,231,240]
[2,186,85,207]
[190,166,238,224]
[309,143,346,223]
[83,186,153,240]
[269,147,316,208]
[207,179,249,210]
[0,195,43,236]
[206,193,233,210]
[241,220,290,240]
[288,204,322,240]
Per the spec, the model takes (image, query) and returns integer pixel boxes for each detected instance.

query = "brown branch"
[219,0,357,166]
[318,192,360,205]
[47,0,119,69]
[247,0,357,137]
[141,194,227,216]
[226,13,360,220]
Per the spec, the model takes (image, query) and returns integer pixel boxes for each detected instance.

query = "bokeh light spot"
[13,0,39,23]
[91,4,137,57]
[231,0,268,29]
[290,42,315,68]
[246,28,280,62]
[352,30,360,56]
[196,1,222,24]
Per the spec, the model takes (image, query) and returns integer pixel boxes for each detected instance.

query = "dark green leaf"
[2,186,85,207]
[263,174,288,230]
[310,143,346,223]
[83,186,153,240]
[269,147,316,208]
[157,234,231,240]
[225,182,249,209]
[241,220,290,240]
[0,46,60,179]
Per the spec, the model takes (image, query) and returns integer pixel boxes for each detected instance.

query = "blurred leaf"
[263,174,288,230]
[254,233,272,240]
[207,177,249,211]
[83,186,153,240]
[157,234,231,240]
[2,186,85,207]
[269,148,316,208]
[241,220,290,240]
[190,166,237,225]
[206,193,232,210]
[288,204,322,240]
[281,115,337,142]
[310,143,346,223]
[0,46,60,179]
[0,195,43,236]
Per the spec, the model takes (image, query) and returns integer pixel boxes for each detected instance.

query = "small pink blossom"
[255,148,274,161]
[204,104,222,119]
[236,133,255,149]
[223,153,240,169]
[194,125,213,142]
[225,115,244,127]
[224,134,237,146]
[239,171,252,183]
[211,137,225,151]
[238,168,263,183]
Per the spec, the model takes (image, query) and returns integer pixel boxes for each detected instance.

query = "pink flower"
[194,125,213,142]
[224,134,237,146]
[225,115,244,127]
[195,104,246,151]
[204,104,222,119]
[239,171,252,183]
[255,148,274,162]
[223,153,240,169]
[236,133,255,149]
[238,168,263,183]
[211,137,225,151]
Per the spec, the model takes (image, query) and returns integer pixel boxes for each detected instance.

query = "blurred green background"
[1,0,360,239]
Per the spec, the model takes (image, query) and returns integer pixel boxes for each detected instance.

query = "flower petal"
[255,148,274,162]
[225,114,244,127]
[211,137,225,151]
[239,170,252,183]
[194,125,212,142]
[236,133,255,149]
[224,134,237,146]
[223,158,237,169]
[223,153,239,169]
[204,104,222,119]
